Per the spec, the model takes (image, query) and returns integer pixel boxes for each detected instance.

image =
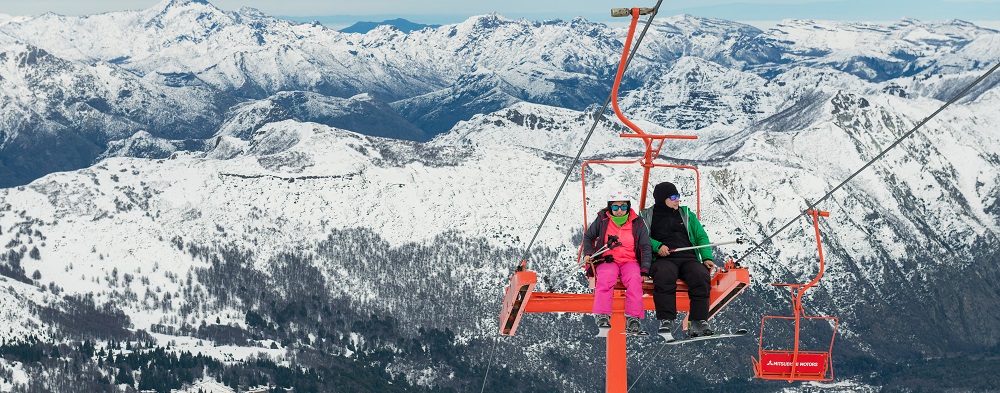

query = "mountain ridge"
[0,4,996,187]
[339,18,442,34]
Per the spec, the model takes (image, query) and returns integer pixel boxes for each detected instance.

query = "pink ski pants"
[592,261,644,318]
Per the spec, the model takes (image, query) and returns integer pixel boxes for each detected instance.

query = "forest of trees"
[0,230,565,392]
[4,226,1000,391]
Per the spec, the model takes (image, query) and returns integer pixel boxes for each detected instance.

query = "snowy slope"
[1,1,1000,390]
[4,80,1000,332]
[2,89,1000,390]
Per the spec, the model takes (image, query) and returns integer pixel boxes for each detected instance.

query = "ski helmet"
[607,189,631,202]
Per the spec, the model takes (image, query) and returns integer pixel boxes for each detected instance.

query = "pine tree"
[115,367,135,386]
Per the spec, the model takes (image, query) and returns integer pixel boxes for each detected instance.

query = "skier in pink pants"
[582,189,652,335]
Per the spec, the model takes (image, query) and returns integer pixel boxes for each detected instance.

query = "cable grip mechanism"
[611,7,655,17]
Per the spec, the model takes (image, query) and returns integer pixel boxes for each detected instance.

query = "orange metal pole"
[800,210,830,291]
[581,163,591,235]
[607,305,627,393]
[789,210,829,380]
[610,10,645,138]
[790,288,802,380]
[640,156,652,208]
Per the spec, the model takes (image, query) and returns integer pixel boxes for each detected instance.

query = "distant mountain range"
[2,0,996,190]
[339,18,442,34]
[1,0,1000,391]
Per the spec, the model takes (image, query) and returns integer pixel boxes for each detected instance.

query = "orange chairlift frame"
[752,210,839,382]
[498,6,750,393]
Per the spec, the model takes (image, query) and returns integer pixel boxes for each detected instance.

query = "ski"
[657,331,676,342]
[664,329,749,345]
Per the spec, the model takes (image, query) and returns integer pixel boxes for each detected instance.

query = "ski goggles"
[668,195,680,201]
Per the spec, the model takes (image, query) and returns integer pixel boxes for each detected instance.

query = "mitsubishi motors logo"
[765,360,820,367]
[759,353,827,374]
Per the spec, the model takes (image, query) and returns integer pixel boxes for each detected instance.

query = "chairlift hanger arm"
[609,8,650,138]
[611,7,655,17]
[798,210,830,294]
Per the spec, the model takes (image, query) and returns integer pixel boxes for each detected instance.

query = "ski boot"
[688,320,714,338]
[595,314,611,337]
[625,316,646,335]
[657,319,675,342]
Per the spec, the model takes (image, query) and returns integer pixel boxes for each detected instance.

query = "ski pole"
[666,238,745,253]
[579,245,607,268]
[660,238,746,273]
[591,246,613,258]
[592,236,623,257]
[579,236,622,267]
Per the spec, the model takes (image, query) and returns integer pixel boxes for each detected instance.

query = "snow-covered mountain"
[215,91,427,141]
[339,18,442,34]
[1,1,994,190]
[0,34,225,187]
[766,18,996,80]
[3,90,999,390]
[1,0,1000,391]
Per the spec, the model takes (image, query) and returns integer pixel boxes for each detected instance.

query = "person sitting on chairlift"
[640,182,716,340]
[582,189,652,335]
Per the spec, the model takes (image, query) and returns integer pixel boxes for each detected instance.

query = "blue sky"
[2,0,998,25]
